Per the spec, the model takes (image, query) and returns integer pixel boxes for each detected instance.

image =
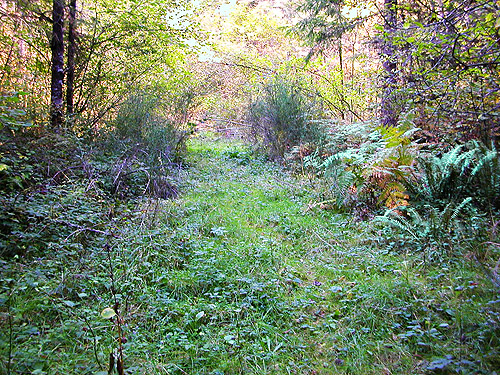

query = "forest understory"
[0,130,499,374]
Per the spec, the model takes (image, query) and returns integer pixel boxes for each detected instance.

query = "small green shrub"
[107,89,193,198]
[113,92,157,140]
[246,75,324,160]
[0,91,33,133]
[112,91,184,157]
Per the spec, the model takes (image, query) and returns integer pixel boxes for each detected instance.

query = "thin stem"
[7,290,13,375]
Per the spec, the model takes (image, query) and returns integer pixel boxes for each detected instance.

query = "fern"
[467,142,500,207]
[377,207,424,241]
[412,141,500,208]
[376,197,474,259]
[329,169,357,208]
[379,181,409,209]
[306,121,420,211]
[414,144,469,202]
[439,197,474,232]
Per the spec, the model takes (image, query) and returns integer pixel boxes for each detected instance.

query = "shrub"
[0,91,33,134]
[108,89,193,198]
[246,75,324,160]
[112,91,184,156]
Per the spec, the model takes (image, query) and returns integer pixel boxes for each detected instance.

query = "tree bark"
[66,0,76,116]
[50,0,65,129]
[381,0,398,127]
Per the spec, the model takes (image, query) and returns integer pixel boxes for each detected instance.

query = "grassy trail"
[1,133,497,375]
[136,133,496,374]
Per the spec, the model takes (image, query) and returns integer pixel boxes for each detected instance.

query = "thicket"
[235,0,497,264]
[246,74,327,160]
[0,0,205,259]
[0,96,191,259]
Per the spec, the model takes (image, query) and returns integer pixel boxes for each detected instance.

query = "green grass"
[1,132,499,374]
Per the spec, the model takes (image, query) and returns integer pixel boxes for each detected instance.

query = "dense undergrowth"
[1,132,499,374]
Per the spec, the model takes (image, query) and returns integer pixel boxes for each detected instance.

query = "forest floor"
[1,131,498,374]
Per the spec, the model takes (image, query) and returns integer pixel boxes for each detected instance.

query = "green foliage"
[303,120,418,214]
[113,91,183,158]
[293,0,500,144]
[410,141,500,208]
[1,135,498,375]
[106,88,195,198]
[375,198,478,259]
[0,91,33,133]
[247,74,324,160]
[0,130,118,257]
[390,0,500,143]
[113,92,157,140]
[293,0,360,52]
[467,142,500,208]
[375,141,499,261]
[0,0,200,134]
[0,183,110,257]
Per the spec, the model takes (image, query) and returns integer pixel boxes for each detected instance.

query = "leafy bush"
[0,182,112,257]
[246,75,324,160]
[112,91,186,158]
[0,91,33,133]
[107,89,194,198]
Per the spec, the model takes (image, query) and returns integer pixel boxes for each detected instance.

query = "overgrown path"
[1,133,496,375]
[156,133,364,373]
[137,133,494,374]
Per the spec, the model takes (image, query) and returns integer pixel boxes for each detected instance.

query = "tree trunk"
[66,0,76,116]
[50,0,65,129]
[381,0,398,127]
